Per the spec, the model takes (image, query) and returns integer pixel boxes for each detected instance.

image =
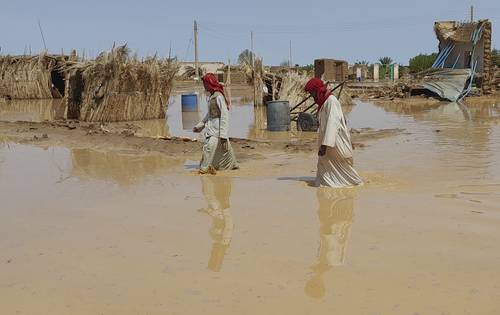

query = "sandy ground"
[1,96,500,314]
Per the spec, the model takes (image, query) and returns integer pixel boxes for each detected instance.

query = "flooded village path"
[1,94,500,314]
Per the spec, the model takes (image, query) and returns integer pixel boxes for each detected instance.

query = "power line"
[37,19,47,50]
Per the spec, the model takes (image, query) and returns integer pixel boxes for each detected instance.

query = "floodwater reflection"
[0,99,65,122]
[199,176,234,272]
[305,188,355,298]
[71,148,181,185]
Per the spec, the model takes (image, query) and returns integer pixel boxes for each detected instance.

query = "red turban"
[304,78,331,108]
[202,73,230,109]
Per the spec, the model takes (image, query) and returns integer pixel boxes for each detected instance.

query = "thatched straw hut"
[63,46,178,122]
[0,53,67,100]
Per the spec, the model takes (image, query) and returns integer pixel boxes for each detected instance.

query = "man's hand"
[318,145,327,156]
[193,126,202,133]
[220,138,228,150]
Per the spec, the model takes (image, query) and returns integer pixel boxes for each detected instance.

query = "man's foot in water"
[199,165,217,175]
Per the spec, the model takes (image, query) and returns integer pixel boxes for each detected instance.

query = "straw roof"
[63,45,178,122]
[0,53,64,99]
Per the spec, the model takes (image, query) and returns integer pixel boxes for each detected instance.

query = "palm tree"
[355,60,369,65]
[378,57,393,65]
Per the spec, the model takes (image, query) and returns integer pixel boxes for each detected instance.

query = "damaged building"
[417,19,493,101]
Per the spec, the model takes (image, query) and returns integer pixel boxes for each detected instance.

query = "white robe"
[316,95,363,187]
[195,93,238,171]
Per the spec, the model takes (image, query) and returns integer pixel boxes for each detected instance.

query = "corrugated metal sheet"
[422,68,471,102]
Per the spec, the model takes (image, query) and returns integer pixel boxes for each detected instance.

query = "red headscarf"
[202,73,230,109]
[304,78,331,108]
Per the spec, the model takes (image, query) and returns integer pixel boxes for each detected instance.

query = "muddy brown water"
[1,98,500,314]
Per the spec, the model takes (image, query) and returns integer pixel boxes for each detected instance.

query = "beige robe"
[200,176,233,272]
[316,95,363,187]
[195,92,238,171]
[305,188,355,298]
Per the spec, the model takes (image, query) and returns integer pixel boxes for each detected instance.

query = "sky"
[1,0,499,65]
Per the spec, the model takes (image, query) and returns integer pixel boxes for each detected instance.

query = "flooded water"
[0,99,65,122]
[1,99,500,314]
[0,94,316,142]
[126,93,317,142]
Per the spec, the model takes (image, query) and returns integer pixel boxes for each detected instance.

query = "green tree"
[299,64,314,71]
[238,49,255,66]
[493,48,500,67]
[409,53,438,73]
[378,57,393,65]
[355,60,369,65]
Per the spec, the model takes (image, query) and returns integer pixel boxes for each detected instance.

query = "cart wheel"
[297,112,318,131]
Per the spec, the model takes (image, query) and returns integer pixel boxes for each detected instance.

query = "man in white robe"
[305,78,363,187]
[193,74,239,175]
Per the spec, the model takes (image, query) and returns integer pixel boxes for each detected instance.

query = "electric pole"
[251,31,254,68]
[470,5,474,23]
[194,20,199,81]
[226,58,232,101]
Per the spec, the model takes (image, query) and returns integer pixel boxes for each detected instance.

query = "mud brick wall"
[482,21,493,94]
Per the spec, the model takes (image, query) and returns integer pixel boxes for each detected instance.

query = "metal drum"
[266,101,290,131]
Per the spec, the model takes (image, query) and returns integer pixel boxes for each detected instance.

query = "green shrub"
[493,49,500,67]
[409,53,438,73]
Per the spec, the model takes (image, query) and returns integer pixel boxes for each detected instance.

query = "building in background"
[314,59,349,82]
[433,19,493,93]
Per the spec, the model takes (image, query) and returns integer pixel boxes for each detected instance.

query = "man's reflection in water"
[199,176,234,272]
[305,188,355,298]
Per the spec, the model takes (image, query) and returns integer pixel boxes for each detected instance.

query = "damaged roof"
[434,19,488,43]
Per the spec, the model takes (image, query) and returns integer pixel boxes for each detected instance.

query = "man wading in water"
[304,78,363,187]
[193,73,239,175]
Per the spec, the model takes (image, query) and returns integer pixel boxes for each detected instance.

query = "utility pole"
[251,30,256,106]
[227,58,231,86]
[226,58,232,102]
[194,20,199,81]
[250,31,254,68]
[289,40,292,73]
[470,5,474,23]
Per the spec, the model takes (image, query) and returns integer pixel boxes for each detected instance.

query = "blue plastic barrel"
[266,100,290,131]
[181,94,198,112]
